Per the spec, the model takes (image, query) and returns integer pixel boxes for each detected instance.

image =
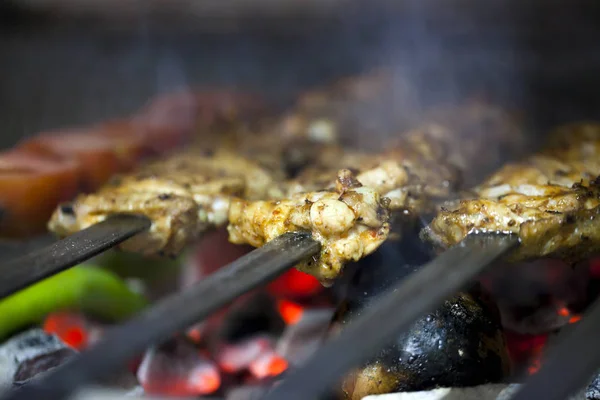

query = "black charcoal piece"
[0,329,76,389]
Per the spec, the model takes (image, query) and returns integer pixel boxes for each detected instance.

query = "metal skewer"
[0,215,151,300]
[2,231,320,400]
[263,233,519,400]
[511,295,600,400]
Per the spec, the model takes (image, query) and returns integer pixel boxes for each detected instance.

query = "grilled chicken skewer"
[228,103,526,283]
[423,122,600,263]
[48,101,524,284]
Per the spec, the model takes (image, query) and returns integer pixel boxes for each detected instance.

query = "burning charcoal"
[248,350,288,380]
[0,329,77,388]
[267,269,322,299]
[13,348,75,384]
[137,337,221,397]
[217,335,275,375]
[329,240,510,399]
[481,259,589,334]
[586,370,600,400]
[43,312,97,350]
[217,293,285,343]
[276,308,333,366]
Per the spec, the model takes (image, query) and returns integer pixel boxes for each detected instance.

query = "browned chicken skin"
[49,150,283,257]
[47,69,528,283]
[228,170,391,285]
[423,122,600,263]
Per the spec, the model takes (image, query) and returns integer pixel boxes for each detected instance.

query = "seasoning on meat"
[227,170,391,285]
[423,122,600,262]
[49,150,283,257]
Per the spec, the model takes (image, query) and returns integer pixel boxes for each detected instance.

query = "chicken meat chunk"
[423,122,600,262]
[49,150,284,256]
[227,170,391,285]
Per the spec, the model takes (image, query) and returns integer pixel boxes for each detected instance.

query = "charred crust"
[336,169,362,193]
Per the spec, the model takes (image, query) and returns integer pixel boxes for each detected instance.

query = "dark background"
[1,0,600,149]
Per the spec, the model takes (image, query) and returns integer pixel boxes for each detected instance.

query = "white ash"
[363,384,588,400]
[0,329,76,389]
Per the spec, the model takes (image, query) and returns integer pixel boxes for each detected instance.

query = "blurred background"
[1,0,600,149]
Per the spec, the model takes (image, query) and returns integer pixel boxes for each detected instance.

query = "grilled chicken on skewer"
[228,169,391,285]
[49,98,525,283]
[423,122,600,262]
[227,103,527,282]
[49,149,284,257]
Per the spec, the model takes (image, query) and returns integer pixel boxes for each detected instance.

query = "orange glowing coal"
[217,336,273,374]
[504,331,548,376]
[268,269,321,298]
[556,304,581,324]
[43,312,89,350]
[277,299,305,325]
[249,350,289,379]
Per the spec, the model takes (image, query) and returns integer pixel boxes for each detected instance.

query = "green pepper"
[0,266,148,341]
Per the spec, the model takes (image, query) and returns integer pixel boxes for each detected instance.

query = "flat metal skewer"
[2,231,320,400]
[263,233,519,400]
[0,215,151,300]
[511,294,600,400]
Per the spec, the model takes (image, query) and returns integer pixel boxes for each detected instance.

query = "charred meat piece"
[423,122,600,263]
[227,170,391,285]
[49,150,283,257]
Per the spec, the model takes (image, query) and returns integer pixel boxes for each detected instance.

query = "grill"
[2,1,600,399]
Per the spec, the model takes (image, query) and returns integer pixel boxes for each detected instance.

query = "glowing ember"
[217,336,274,374]
[43,312,89,350]
[557,307,570,317]
[555,302,581,325]
[268,269,321,299]
[277,300,305,325]
[248,350,289,379]
[186,323,206,344]
[504,331,548,376]
[137,338,221,396]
